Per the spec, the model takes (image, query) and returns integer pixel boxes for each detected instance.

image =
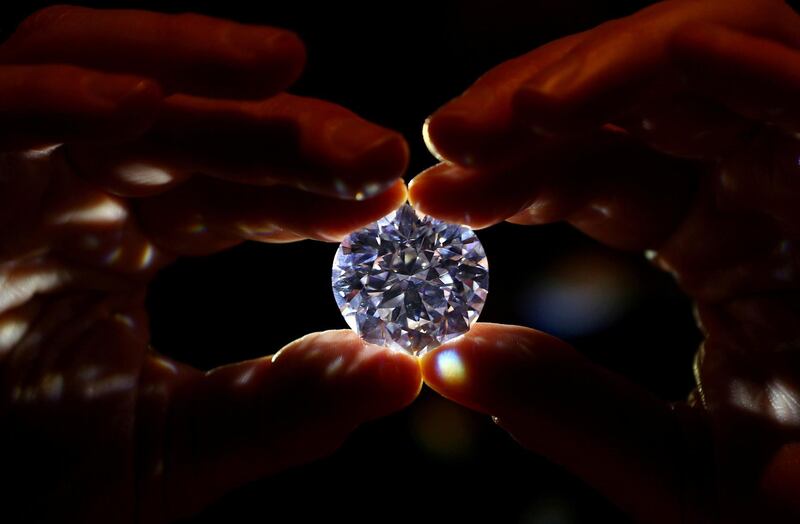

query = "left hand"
[0,6,420,523]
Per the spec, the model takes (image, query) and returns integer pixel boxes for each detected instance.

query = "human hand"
[410,0,800,522]
[0,6,421,522]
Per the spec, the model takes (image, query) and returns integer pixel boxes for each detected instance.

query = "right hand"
[410,0,800,522]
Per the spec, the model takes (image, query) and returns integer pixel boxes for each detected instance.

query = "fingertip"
[423,105,483,167]
[318,178,407,241]
[421,116,445,162]
[267,29,307,87]
[420,344,470,391]
[353,131,410,191]
[322,119,409,199]
[407,164,508,229]
[371,343,424,411]
[421,323,569,414]
[233,27,305,98]
[276,329,422,416]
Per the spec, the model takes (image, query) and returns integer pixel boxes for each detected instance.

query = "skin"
[411,0,800,522]
[0,6,421,523]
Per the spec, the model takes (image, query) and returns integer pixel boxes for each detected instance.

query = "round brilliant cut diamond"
[331,203,489,355]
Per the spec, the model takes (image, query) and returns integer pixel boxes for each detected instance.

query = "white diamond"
[332,203,489,355]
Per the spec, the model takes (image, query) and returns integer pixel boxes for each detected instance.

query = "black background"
[1,1,727,522]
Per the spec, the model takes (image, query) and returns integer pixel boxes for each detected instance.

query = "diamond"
[331,203,489,355]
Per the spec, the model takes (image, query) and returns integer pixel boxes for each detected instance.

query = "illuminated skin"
[0,6,421,522]
[411,0,800,522]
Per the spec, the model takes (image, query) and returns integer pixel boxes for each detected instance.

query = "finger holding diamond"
[423,32,585,168]
[66,93,409,198]
[410,131,697,250]
[420,323,705,524]
[135,177,408,255]
[136,330,422,521]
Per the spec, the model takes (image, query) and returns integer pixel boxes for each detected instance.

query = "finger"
[512,0,800,134]
[0,5,305,99]
[0,64,162,152]
[712,128,800,235]
[66,93,409,199]
[651,179,787,302]
[135,177,408,255]
[611,91,755,161]
[136,330,422,521]
[670,23,800,135]
[39,164,171,277]
[409,131,697,250]
[420,323,706,524]
[422,33,585,168]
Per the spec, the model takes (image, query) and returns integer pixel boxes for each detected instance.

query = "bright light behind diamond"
[332,203,489,356]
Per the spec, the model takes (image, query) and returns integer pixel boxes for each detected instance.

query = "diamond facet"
[331,203,489,355]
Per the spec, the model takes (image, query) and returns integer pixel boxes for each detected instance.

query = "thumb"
[136,330,421,522]
[420,323,705,524]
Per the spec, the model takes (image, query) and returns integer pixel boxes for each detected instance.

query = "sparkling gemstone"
[331,203,489,355]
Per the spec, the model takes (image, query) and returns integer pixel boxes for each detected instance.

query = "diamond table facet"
[331,203,489,355]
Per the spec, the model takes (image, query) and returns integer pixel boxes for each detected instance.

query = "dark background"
[2,1,721,522]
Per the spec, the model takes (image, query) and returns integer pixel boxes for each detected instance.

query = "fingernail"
[227,26,305,61]
[327,118,398,161]
[326,120,407,197]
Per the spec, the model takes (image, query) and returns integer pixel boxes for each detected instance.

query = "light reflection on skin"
[729,378,800,426]
[12,373,65,403]
[83,373,136,400]
[153,357,177,375]
[235,221,281,238]
[324,354,345,378]
[729,378,761,413]
[116,163,174,186]
[113,313,135,329]
[137,243,155,270]
[766,380,800,425]
[20,143,62,160]
[435,348,467,386]
[104,246,123,264]
[236,366,256,386]
[0,268,68,313]
[0,318,29,354]
[52,198,128,225]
